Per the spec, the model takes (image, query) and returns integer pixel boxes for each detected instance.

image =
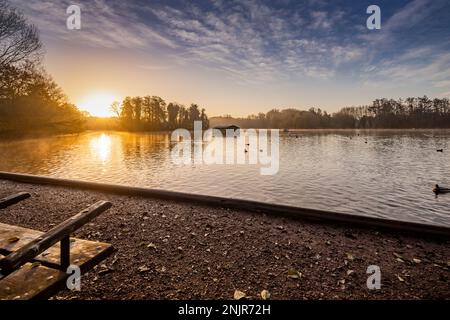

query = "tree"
[120,97,134,124]
[131,96,142,122]
[167,102,180,129]
[114,95,209,131]
[150,96,166,129]
[0,66,84,132]
[188,104,200,129]
[200,108,209,129]
[0,0,42,67]
[110,101,121,117]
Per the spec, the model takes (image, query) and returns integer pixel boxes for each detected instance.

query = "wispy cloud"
[9,0,177,49]
[144,0,365,83]
[7,0,450,94]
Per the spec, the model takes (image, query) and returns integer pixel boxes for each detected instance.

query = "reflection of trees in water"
[0,132,173,179]
[0,133,85,174]
[121,132,170,172]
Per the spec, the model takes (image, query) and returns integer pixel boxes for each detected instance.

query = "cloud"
[7,0,450,92]
[143,0,364,84]
[8,0,177,49]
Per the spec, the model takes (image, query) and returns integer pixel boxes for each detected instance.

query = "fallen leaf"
[31,262,41,269]
[260,290,270,300]
[397,275,405,282]
[147,243,157,249]
[138,266,150,273]
[8,237,20,243]
[346,253,354,261]
[346,270,354,276]
[98,268,114,276]
[393,252,403,259]
[234,290,246,300]
[287,269,302,279]
[412,258,421,264]
[396,258,404,263]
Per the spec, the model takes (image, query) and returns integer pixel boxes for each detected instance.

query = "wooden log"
[0,192,30,209]
[0,201,112,273]
[0,171,449,238]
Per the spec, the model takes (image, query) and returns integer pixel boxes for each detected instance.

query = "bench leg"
[60,236,70,270]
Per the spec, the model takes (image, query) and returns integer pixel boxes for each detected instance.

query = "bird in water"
[437,149,443,152]
[433,184,441,194]
[433,184,450,194]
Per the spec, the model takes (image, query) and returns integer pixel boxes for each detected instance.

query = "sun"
[78,92,120,117]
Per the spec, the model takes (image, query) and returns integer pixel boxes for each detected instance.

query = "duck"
[433,184,450,194]
[437,149,443,152]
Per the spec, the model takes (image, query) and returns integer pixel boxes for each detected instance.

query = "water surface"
[0,130,448,226]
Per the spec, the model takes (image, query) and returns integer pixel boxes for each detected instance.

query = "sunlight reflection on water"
[0,130,449,226]
[90,133,112,163]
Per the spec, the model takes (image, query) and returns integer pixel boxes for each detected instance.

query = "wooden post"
[60,236,70,270]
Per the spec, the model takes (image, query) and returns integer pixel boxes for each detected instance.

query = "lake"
[0,130,449,226]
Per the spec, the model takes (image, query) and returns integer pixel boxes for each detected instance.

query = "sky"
[8,0,450,117]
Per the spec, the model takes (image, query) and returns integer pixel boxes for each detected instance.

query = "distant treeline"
[112,96,209,131]
[0,1,84,134]
[211,97,450,129]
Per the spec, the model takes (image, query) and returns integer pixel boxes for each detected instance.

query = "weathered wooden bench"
[0,192,114,300]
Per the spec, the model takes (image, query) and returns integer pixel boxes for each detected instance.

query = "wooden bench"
[0,192,114,300]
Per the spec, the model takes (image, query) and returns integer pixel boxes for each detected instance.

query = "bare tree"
[110,101,121,117]
[0,0,42,66]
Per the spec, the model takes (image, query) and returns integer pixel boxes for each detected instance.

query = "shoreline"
[0,172,449,238]
[0,179,448,300]
[2,127,450,140]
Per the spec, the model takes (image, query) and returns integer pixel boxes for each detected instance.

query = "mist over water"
[0,130,449,227]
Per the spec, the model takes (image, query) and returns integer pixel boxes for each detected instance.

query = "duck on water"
[433,184,450,194]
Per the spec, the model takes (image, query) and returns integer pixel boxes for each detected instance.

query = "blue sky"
[9,0,450,116]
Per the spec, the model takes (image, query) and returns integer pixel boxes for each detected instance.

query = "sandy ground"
[0,179,449,300]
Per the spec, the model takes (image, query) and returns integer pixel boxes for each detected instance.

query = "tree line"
[212,97,450,129]
[111,96,210,131]
[1,1,449,135]
[0,0,84,134]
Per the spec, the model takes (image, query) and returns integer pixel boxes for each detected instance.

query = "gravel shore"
[0,179,449,300]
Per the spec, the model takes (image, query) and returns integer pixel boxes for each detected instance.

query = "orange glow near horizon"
[77,92,121,117]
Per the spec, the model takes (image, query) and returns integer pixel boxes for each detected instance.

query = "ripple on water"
[0,130,449,226]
